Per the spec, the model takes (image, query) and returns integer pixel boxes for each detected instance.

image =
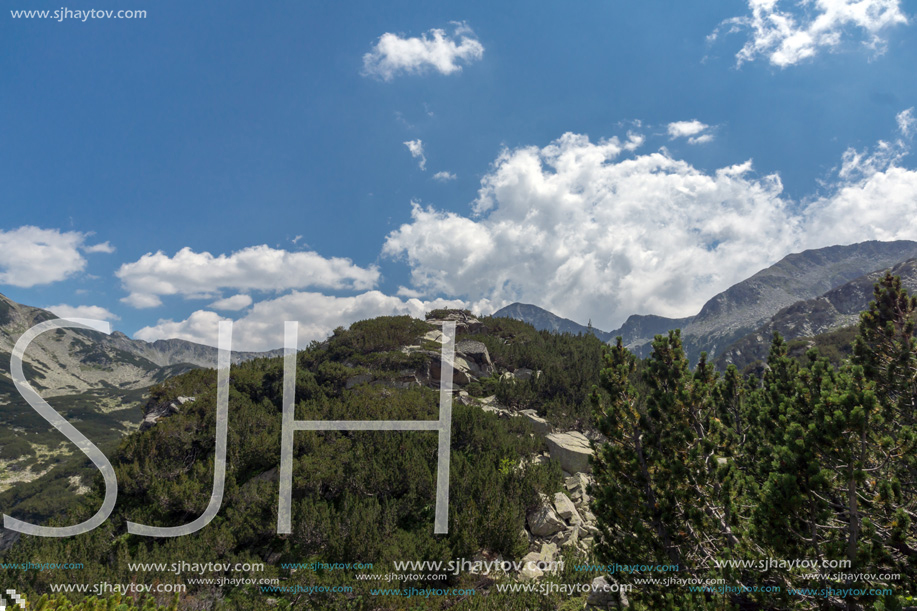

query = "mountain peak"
[492,303,609,339]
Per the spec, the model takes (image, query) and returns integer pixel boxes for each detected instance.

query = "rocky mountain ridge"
[492,303,613,341]
[715,258,917,370]
[496,240,917,364]
[0,292,278,492]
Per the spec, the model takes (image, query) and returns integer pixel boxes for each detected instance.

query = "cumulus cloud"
[433,171,457,182]
[116,245,379,309]
[362,22,484,81]
[404,139,427,170]
[135,310,231,347]
[712,0,909,67]
[45,303,120,322]
[383,126,917,332]
[0,226,89,288]
[134,291,466,351]
[209,294,253,311]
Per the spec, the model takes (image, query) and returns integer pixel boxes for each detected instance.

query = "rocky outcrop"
[519,410,553,435]
[141,395,195,431]
[545,431,593,474]
[586,576,630,609]
[426,311,484,335]
[428,352,473,385]
[455,340,494,376]
[403,331,495,387]
[526,495,566,537]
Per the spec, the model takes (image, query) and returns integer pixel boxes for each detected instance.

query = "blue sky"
[2,0,917,350]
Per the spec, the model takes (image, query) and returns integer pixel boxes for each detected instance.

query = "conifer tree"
[851,272,917,584]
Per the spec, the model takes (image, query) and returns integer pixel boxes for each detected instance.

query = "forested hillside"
[1,314,605,610]
[3,278,916,610]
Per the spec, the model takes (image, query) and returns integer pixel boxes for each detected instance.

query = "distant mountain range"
[715,257,917,370]
[4,238,917,490]
[0,293,277,492]
[492,303,612,340]
[494,240,917,365]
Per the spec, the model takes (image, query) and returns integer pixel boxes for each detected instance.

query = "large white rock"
[519,552,544,580]
[526,496,566,537]
[455,340,494,376]
[553,492,580,522]
[546,431,594,474]
[423,330,445,343]
[520,409,553,435]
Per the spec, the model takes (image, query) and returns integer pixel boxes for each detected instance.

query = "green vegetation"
[591,272,917,609]
[27,593,177,610]
[6,278,915,610]
[466,316,606,429]
[0,381,147,530]
[2,316,573,610]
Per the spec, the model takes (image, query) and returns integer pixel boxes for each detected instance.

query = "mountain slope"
[492,302,612,340]
[609,240,917,361]
[715,258,917,370]
[4,313,605,610]
[0,292,277,493]
[490,241,917,365]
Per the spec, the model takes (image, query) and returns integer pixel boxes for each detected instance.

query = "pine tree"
[851,272,917,585]
[591,332,742,607]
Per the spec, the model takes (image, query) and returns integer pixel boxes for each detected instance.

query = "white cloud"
[689,134,715,145]
[897,107,915,137]
[404,139,427,170]
[667,120,710,138]
[116,245,379,309]
[45,304,120,322]
[362,22,484,81]
[209,294,253,311]
[383,127,917,332]
[0,226,89,288]
[668,120,715,145]
[433,171,457,182]
[121,292,164,309]
[135,310,230,347]
[83,241,115,254]
[134,291,466,351]
[714,0,908,67]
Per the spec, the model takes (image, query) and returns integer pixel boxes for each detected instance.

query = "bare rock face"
[426,310,484,334]
[519,410,553,435]
[527,495,566,537]
[455,340,494,376]
[587,576,630,608]
[717,257,917,370]
[545,431,593,474]
[141,396,194,430]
